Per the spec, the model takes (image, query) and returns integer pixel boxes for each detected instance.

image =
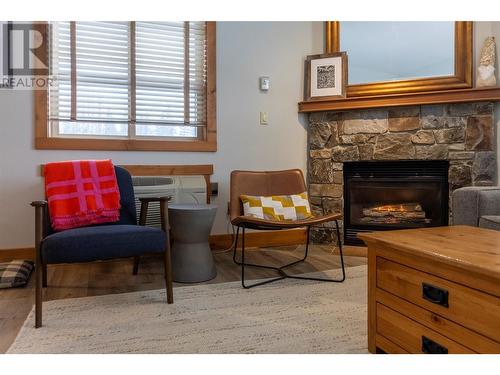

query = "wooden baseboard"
[209,229,307,250]
[0,229,308,261]
[0,248,36,262]
[333,246,367,258]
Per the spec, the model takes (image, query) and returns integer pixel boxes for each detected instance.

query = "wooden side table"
[359,226,500,354]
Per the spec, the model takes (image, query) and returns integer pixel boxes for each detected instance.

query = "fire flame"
[372,204,412,212]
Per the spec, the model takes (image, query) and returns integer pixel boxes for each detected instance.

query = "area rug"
[8,265,368,354]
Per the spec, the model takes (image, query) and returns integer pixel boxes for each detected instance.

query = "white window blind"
[48,21,208,139]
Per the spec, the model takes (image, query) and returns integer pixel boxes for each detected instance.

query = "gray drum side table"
[168,204,217,282]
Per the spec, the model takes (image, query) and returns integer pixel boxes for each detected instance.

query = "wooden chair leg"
[159,199,174,304]
[35,264,43,328]
[42,264,47,287]
[133,256,140,275]
[164,250,174,304]
[32,201,45,328]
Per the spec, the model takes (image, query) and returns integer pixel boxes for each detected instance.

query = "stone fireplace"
[307,102,496,244]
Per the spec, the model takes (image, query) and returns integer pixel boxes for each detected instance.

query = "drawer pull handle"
[422,283,449,307]
[422,336,448,354]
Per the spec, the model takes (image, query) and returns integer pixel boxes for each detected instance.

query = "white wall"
[475,22,500,183]
[0,22,324,249]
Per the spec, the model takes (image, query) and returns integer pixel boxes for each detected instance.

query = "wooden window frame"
[34,22,217,152]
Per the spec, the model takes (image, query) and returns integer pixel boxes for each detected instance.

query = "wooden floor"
[0,245,366,353]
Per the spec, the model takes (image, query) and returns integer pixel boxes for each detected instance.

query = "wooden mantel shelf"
[298,87,500,113]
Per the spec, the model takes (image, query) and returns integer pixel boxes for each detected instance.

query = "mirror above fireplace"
[339,22,455,85]
[325,21,473,97]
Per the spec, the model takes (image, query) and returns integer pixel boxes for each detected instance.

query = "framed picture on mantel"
[305,52,347,101]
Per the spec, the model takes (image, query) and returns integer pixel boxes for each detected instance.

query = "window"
[35,21,216,151]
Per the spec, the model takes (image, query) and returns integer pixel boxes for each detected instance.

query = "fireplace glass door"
[343,161,449,245]
[348,179,445,228]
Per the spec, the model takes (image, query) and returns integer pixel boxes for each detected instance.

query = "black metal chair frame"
[232,220,345,289]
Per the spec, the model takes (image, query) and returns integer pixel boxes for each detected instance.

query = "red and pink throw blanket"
[44,160,121,231]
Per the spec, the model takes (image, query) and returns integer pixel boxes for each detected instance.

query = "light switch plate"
[260,111,268,125]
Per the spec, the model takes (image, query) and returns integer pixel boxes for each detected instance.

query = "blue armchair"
[30,166,173,328]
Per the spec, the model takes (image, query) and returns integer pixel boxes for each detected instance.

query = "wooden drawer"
[377,288,500,353]
[377,257,500,342]
[375,334,409,354]
[377,303,475,353]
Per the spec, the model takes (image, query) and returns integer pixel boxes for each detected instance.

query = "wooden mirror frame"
[325,21,473,97]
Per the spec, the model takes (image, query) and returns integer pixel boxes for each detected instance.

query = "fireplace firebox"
[343,161,449,245]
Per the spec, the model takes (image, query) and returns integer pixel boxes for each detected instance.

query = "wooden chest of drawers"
[358,226,500,354]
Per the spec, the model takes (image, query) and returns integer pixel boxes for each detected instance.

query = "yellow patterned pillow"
[240,192,313,221]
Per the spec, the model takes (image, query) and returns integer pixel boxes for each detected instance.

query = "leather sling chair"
[229,169,345,289]
[30,166,173,328]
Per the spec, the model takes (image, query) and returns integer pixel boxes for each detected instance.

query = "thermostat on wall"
[259,76,270,91]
